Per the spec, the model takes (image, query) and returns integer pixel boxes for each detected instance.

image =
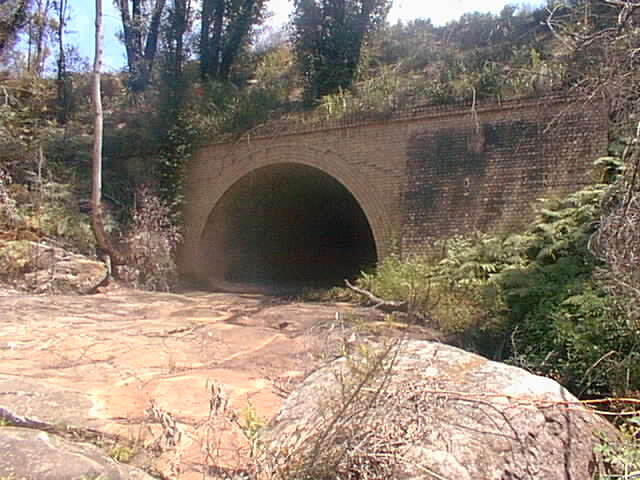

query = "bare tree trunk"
[92,0,124,268]
[55,0,68,123]
[115,0,167,91]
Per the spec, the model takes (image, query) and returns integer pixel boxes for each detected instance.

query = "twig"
[578,350,617,397]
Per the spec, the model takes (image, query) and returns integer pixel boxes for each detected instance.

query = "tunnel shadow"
[200,163,378,293]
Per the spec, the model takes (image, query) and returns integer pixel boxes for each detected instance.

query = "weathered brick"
[180,95,608,282]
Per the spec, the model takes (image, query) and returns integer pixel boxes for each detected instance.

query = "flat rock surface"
[0,287,433,478]
[0,426,154,480]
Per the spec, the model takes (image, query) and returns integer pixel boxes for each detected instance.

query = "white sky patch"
[67,1,123,70]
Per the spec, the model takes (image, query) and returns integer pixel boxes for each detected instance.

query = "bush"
[259,340,410,480]
[119,187,182,291]
[595,416,640,479]
[356,247,490,333]
[0,168,18,228]
[356,160,640,399]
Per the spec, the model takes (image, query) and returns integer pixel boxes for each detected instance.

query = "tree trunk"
[55,0,68,123]
[92,0,124,268]
[116,0,166,91]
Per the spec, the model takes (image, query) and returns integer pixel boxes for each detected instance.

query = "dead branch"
[344,280,409,314]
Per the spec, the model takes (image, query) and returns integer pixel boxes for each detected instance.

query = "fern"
[356,158,640,398]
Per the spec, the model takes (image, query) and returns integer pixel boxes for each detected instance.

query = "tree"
[162,0,191,108]
[53,0,70,122]
[93,0,124,268]
[291,0,391,105]
[199,0,267,81]
[114,0,167,91]
[25,0,53,76]
[0,0,30,56]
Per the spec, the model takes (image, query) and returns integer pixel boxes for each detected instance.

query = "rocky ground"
[0,285,439,479]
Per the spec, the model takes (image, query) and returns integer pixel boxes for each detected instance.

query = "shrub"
[595,416,640,479]
[119,187,182,291]
[356,159,640,399]
[259,340,409,480]
[0,168,18,228]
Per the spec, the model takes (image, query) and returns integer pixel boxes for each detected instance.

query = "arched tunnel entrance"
[201,163,378,291]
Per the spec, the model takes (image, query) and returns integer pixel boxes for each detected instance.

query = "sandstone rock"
[0,240,40,274]
[0,240,107,294]
[264,340,618,480]
[0,375,106,432]
[25,257,109,294]
[0,427,156,480]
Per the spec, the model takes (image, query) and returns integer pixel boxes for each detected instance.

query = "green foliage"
[292,0,391,105]
[357,244,491,333]
[0,173,96,256]
[24,202,95,254]
[220,85,285,135]
[0,168,18,228]
[157,110,198,208]
[199,0,268,81]
[238,401,264,456]
[109,444,134,463]
[595,417,640,479]
[358,160,640,399]
[360,4,560,107]
[0,77,58,170]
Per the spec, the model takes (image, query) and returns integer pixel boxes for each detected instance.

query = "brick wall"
[181,95,608,283]
[402,101,607,253]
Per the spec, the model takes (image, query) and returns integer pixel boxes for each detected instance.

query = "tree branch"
[344,280,408,313]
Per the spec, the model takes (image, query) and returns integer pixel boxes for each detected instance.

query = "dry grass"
[253,338,447,480]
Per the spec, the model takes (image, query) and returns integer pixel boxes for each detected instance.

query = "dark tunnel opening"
[201,163,378,291]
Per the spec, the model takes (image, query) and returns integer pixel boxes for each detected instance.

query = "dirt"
[0,285,441,479]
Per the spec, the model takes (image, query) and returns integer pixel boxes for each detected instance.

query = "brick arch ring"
[196,142,392,260]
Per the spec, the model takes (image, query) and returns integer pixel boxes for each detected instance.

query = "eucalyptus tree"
[199,0,267,81]
[53,0,69,121]
[114,0,167,91]
[93,0,125,267]
[291,0,391,105]
[0,0,31,55]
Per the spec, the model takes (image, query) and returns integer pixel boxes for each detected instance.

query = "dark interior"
[201,163,377,290]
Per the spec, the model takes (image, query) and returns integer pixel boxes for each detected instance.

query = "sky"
[67,0,546,71]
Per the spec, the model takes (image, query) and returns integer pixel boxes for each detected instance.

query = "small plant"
[0,168,18,228]
[595,416,640,479]
[238,401,264,457]
[109,444,134,463]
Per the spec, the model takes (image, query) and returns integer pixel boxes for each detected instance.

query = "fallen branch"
[344,280,409,314]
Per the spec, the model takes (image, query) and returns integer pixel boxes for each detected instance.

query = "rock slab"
[0,240,107,294]
[266,340,618,480]
[0,427,155,480]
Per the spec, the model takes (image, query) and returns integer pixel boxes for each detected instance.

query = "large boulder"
[0,427,155,480]
[264,340,618,480]
[0,240,107,294]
